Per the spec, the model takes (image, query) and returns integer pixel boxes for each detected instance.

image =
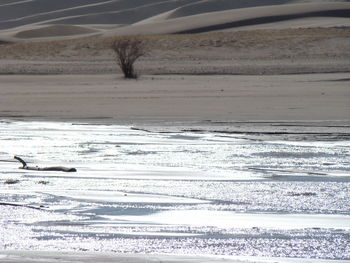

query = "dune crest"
[0,0,349,41]
[102,2,350,37]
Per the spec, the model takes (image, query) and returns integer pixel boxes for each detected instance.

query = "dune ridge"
[177,5,350,34]
[167,0,292,19]
[0,0,349,41]
[0,0,194,29]
[102,2,350,36]
[13,24,98,39]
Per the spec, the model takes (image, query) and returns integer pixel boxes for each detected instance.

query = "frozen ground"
[0,120,349,260]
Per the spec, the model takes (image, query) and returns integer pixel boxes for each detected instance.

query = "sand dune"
[13,24,98,39]
[102,2,350,36]
[0,0,349,41]
[166,0,292,19]
[42,0,197,26]
[0,0,193,29]
[221,16,350,31]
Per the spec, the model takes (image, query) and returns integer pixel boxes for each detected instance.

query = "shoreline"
[0,251,347,263]
[2,119,350,143]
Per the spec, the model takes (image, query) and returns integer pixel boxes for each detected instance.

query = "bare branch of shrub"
[112,38,145,79]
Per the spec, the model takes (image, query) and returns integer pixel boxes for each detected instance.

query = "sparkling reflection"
[0,121,349,260]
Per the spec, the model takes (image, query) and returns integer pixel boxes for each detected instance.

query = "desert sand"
[0,26,349,124]
[0,73,349,122]
[0,1,349,41]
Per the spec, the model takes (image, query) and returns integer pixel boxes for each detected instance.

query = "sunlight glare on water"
[0,120,349,260]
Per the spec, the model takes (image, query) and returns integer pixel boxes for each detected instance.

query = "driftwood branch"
[14,155,27,168]
[0,202,45,210]
[14,156,77,172]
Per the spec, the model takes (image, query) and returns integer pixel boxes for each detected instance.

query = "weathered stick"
[0,202,46,210]
[14,156,77,172]
[14,156,27,168]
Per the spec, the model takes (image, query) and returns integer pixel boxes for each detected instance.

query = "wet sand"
[0,73,349,123]
[0,251,238,263]
[1,251,347,263]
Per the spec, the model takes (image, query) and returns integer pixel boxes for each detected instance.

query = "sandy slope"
[0,1,349,41]
[103,2,350,36]
[0,0,289,28]
[13,24,98,38]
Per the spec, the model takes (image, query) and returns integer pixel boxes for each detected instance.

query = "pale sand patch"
[0,73,348,122]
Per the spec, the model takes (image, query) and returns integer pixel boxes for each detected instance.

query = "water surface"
[0,121,349,260]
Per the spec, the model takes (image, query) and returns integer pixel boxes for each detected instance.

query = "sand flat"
[0,73,349,122]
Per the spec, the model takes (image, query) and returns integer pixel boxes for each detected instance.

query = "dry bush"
[112,38,145,79]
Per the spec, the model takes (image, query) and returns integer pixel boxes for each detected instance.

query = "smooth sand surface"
[0,73,349,122]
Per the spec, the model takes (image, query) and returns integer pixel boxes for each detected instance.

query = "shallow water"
[0,121,349,260]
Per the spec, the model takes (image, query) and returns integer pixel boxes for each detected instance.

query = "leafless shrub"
[112,38,145,79]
